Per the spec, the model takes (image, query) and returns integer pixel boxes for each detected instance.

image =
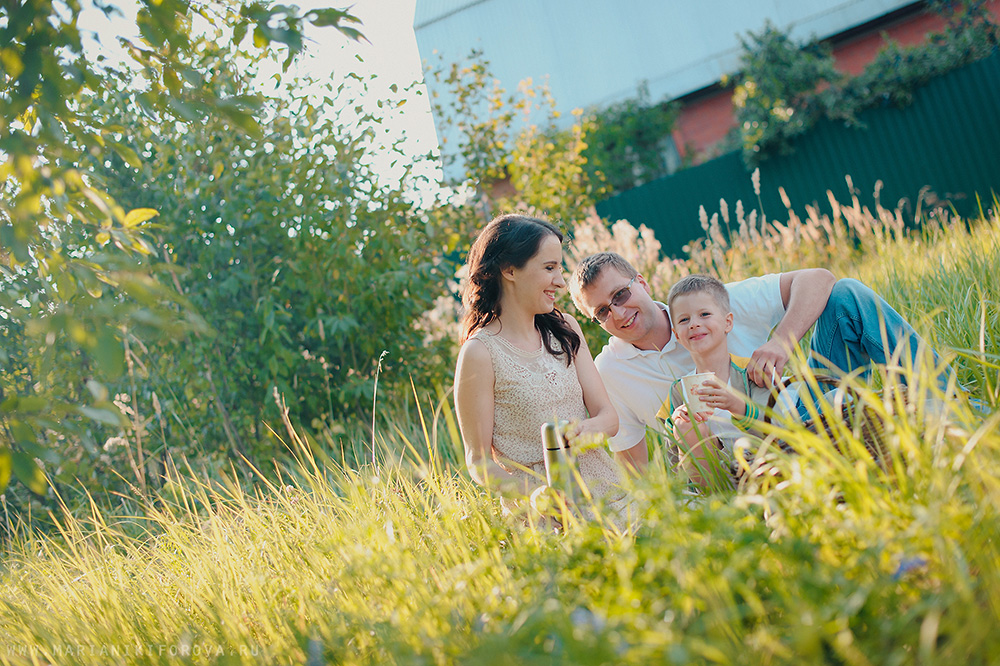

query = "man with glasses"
[570,252,938,474]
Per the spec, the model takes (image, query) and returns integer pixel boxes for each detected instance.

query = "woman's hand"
[563,418,605,451]
[530,484,568,513]
[563,313,619,441]
[692,377,747,418]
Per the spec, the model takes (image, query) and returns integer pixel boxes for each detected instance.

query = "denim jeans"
[808,278,937,381]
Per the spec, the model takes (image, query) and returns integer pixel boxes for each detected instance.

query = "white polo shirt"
[594,273,786,452]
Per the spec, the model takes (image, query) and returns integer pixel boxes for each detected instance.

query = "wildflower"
[103,437,127,452]
[699,205,709,232]
[709,213,722,244]
[751,168,761,196]
[736,200,748,241]
[779,187,792,211]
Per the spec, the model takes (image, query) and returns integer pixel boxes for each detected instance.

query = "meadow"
[1,190,999,665]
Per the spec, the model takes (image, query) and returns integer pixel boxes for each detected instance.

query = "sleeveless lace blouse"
[471,329,633,526]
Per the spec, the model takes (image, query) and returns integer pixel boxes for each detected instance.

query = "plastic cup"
[680,372,716,413]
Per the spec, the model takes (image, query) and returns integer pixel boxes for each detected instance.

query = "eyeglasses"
[592,276,636,324]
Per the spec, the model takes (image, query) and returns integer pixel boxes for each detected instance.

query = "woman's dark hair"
[460,214,580,365]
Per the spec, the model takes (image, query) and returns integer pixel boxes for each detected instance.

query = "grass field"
[1,200,999,665]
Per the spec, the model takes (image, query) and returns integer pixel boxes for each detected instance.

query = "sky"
[293,1,439,162]
[290,0,442,192]
[79,0,442,194]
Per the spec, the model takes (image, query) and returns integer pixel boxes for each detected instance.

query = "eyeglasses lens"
[594,277,635,323]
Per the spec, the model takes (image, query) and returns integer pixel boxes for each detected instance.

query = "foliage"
[731,21,841,165]
[734,2,1000,165]
[425,50,600,227]
[427,59,682,201]
[79,41,455,469]
[837,0,1000,118]
[0,0,363,495]
[581,83,680,196]
[3,177,1000,661]
[0,323,997,664]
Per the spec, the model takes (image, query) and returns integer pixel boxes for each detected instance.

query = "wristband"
[732,402,760,431]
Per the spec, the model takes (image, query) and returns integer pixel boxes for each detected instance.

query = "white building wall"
[415,0,916,167]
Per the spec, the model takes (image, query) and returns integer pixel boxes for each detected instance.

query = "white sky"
[79,0,443,197]
[290,0,442,195]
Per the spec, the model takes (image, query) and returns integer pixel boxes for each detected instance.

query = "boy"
[661,275,797,488]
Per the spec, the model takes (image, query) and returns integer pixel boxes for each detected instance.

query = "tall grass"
[2,187,1000,665]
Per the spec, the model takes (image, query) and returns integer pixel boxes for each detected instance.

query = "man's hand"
[749,268,837,387]
[747,339,789,388]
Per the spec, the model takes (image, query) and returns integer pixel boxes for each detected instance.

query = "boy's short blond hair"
[667,274,731,312]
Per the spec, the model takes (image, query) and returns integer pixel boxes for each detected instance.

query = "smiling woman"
[452,213,635,528]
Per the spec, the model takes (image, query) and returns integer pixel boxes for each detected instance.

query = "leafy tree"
[425,50,600,228]
[421,52,610,350]
[582,83,680,195]
[837,0,999,118]
[85,43,456,463]
[0,0,363,494]
[732,21,840,166]
[734,3,999,165]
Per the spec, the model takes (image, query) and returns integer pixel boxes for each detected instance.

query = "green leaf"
[112,141,142,168]
[86,379,110,402]
[0,450,11,493]
[11,451,47,495]
[123,207,159,228]
[11,396,47,413]
[0,48,24,79]
[78,405,124,427]
[93,328,125,378]
[253,25,269,49]
[10,420,34,444]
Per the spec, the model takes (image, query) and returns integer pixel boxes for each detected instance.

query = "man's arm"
[747,268,836,386]
[615,437,648,476]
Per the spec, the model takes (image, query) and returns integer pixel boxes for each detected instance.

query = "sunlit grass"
[2,196,1000,664]
[2,376,997,664]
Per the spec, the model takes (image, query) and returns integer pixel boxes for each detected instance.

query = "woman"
[453,213,632,527]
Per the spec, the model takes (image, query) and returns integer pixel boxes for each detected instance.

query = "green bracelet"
[732,402,759,431]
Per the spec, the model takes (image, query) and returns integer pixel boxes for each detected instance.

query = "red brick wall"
[831,10,947,75]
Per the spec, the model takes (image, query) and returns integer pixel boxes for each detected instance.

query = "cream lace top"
[471,329,632,524]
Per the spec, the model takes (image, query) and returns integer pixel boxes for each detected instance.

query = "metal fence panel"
[595,51,1000,257]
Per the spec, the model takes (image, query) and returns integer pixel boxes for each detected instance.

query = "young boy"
[660,274,797,488]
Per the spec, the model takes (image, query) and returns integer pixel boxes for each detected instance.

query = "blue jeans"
[808,278,939,382]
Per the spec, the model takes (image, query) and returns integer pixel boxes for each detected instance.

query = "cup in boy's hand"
[680,372,716,414]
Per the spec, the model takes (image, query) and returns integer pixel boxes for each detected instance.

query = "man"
[569,252,940,474]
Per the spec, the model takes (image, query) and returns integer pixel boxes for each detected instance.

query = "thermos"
[541,419,575,499]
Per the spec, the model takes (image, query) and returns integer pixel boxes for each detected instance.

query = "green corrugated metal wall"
[595,51,1000,257]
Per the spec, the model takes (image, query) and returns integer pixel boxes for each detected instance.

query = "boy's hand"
[693,378,746,416]
[672,403,711,424]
